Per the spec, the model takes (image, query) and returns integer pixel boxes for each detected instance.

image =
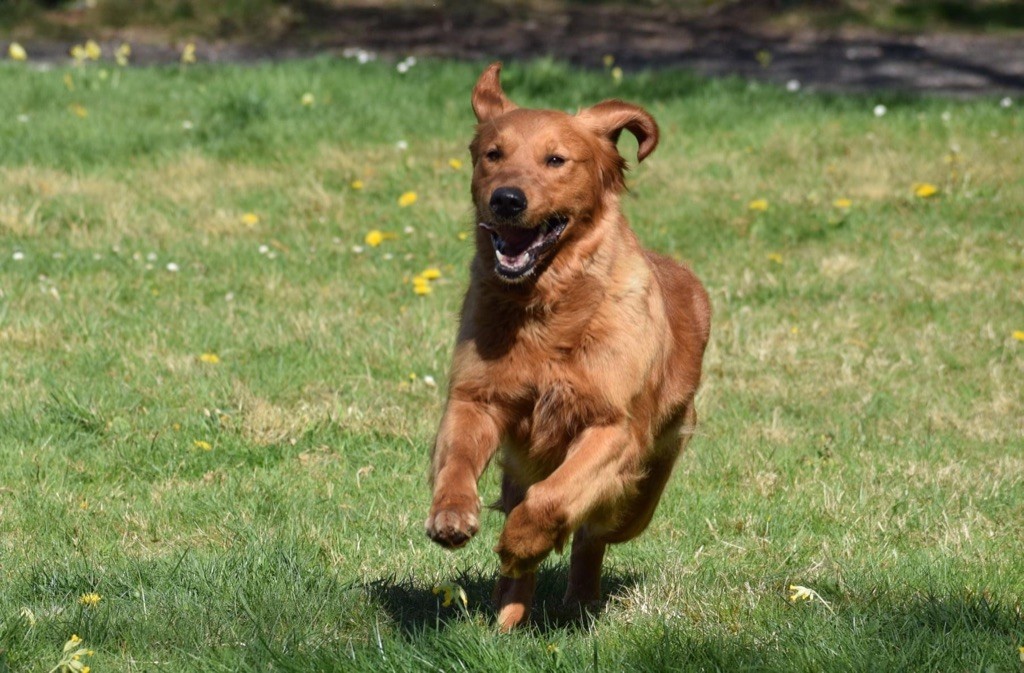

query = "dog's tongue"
[495,226,537,255]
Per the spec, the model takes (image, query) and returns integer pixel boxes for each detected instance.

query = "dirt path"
[12,4,1024,97]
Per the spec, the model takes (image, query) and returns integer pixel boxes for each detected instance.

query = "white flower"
[146,252,158,262]
[351,245,364,254]
[873,104,887,117]
[403,225,415,234]
[397,61,409,74]
[395,140,408,151]
[224,292,235,302]
[785,79,800,92]
[182,120,194,130]
[423,375,437,388]
[258,244,270,254]
[16,114,29,123]
[166,262,180,272]
[941,110,951,122]
[1000,97,1013,108]
[12,251,25,261]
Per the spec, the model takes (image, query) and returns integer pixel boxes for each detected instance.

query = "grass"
[0,56,1022,671]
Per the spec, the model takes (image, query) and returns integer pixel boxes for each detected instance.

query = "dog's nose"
[489,187,527,219]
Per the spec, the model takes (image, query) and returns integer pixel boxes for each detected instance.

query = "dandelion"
[350,179,364,190]
[748,198,769,212]
[1012,331,1024,342]
[181,42,196,65]
[193,440,212,451]
[115,43,131,66]
[84,39,101,60]
[767,253,783,264]
[300,92,315,106]
[70,104,88,118]
[833,198,852,209]
[873,104,887,117]
[611,66,623,83]
[413,277,432,295]
[448,158,463,170]
[79,592,101,607]
[365,230,384,247]
[913,183,939,198]
[241,212,260,226]
[457,231,470,241]
[420,267,441,280]
[398,191,418,207]
[432,581,468,607]
[8,42,27,61]
[199,353,220,364]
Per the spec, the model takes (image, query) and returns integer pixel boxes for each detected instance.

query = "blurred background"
[3,0,1024,94]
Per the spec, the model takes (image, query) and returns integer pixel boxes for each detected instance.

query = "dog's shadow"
[363,564,643,635]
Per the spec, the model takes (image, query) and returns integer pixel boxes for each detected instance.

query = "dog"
[425,62,711,631]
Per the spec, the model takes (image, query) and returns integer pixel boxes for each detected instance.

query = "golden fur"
[425,63,711,630]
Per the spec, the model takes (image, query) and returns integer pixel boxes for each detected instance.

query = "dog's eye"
[485,149,502,162]
[546,155,566,168]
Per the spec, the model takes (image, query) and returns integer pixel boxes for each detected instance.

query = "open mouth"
[478,215,569,281]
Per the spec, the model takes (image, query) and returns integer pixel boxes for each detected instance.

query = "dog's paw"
[493,507,558,577]
[425,499,480,549]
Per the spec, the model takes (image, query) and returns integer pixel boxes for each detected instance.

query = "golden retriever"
[425,62,711,630]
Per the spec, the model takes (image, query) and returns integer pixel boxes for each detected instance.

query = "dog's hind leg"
[564,525,606,607]
[494,474,538,631]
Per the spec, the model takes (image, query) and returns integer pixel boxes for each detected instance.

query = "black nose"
[489,187,527,219]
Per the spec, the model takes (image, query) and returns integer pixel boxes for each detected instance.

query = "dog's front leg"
[494,423,635,578]
[425,399,501,549]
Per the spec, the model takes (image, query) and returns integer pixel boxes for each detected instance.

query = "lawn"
[0,55,1022,671]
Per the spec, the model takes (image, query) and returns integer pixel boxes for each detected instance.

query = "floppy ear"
[472,62,517,123]
[579,99,659,162]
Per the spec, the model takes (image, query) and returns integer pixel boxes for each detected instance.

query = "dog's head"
[468,62,658,284]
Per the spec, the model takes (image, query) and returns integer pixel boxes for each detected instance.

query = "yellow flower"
[749,198,769,212]
[193,440,212,451]
[448,158,462,170]
[70,104,88,118]
[84,39,102,60]
[432,581,467,607]
[602,54,615,68]
[457,231,469,241]
[788,585,814,602]
[83,668,91,673]
[1018,646,1024,663]
[199,352,220,364]
[8,42,27,61]
[115,42,131,66]
[350,179,364,190]
[398,191,418,207]
[365,230,384,247]
[71,44,87,62]
[1012,330,1024,342]
[913,183,938,198]
[63,73,75,90]
[68,634,83,646]
[181,42,196,64]
[833,198,852,209]
[767,253,783,264]
[79,592,101,607]
[240,212,260,226]
[300,92,315,106]
[413,277,432,295]
[420,267,441,280]
[611,66,623,83]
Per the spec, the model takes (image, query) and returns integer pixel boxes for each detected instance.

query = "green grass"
[1,57,1022,671]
